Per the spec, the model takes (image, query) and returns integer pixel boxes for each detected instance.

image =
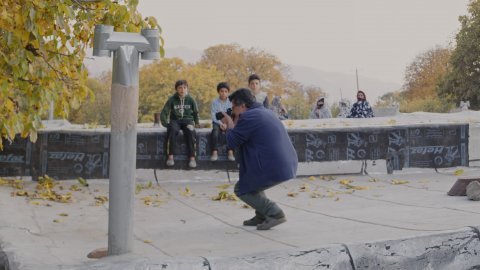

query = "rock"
[87,247,108,259]
[447,177,480,196]
[466,181,480,201]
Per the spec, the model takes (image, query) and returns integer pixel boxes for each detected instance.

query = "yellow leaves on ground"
[287,192,299,197]
[338,179,369,190]
[454,169,464,176]
[310,191,322,198]
[140,195,163,207]
[212,184,237,201]
[58,213,68,217]
[136,181,154,194]
[13,190,29,196]
[77,177,89,187]
[0,178,24,189]
[212,190,238,201]
[94,196,108,206]
[390,180,409,185]
[320,175,336,181]
[4,175,74,203]
[69,184,82,191]
[299,183,309,192]
[308,175,336,181]
[179,186,194,197]
[143,240,153,244]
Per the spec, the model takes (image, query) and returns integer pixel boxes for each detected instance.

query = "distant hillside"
[289,65,402,103]
[84,46,402,103]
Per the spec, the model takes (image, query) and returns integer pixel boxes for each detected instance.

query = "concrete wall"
[0,123,470,180]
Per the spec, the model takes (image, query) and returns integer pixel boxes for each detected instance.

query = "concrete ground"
[1,161,480,269]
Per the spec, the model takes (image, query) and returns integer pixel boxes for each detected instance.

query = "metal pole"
[93,24,160,256]
[107,45,139,255]
[356,68,360,91]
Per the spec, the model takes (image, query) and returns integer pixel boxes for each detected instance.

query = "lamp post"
[92,25,160,255]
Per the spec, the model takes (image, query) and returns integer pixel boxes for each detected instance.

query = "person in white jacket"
[310,97,332,119]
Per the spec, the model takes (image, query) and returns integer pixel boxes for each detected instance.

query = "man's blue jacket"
[226,103,298,195]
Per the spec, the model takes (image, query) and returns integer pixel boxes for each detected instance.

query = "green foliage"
[438,0,480,109]
[0,0,163,148]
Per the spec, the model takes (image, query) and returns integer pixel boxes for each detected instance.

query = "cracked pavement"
[1,164,480,269]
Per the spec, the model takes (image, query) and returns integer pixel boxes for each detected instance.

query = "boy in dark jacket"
[160,80,199,168]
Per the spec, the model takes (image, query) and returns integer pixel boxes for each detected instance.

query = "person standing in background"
[270,96,289,120]
[248,74,269,108]
[347,90,374,118]
[309,97,332,119]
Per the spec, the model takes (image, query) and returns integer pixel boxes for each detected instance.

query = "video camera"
[215,108,233,120]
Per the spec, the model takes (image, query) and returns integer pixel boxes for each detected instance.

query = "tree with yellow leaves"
[0,0,163,148]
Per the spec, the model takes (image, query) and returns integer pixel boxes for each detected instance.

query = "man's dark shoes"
[256,213,286,230]
[243,215,265,226]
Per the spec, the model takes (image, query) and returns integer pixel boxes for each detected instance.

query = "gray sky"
[137,0,470,85]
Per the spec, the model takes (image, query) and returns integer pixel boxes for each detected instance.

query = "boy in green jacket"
[160,80,200,168]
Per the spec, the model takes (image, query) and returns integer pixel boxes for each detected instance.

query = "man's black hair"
[248,74,261,83]
[216,82,230,92]
[175,79,188,90]
[229,88,255,108]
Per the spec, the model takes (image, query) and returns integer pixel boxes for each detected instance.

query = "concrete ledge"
[349,226,480,270]
[70,226,480,270]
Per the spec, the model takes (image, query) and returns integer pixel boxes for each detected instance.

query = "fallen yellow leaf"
[77,177,89,187]
[391,180,409,185]
[299,184,309,192]
[287,192,299,197]
[454,169,464,176]
[95,195,109,206]
[180,186,192,197]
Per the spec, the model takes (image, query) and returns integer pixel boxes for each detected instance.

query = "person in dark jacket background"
[221,88,298,230]
[160,80,199,168]
[347,90,375,118]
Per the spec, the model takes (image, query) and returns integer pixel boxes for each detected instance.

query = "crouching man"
[221,88,298,230]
